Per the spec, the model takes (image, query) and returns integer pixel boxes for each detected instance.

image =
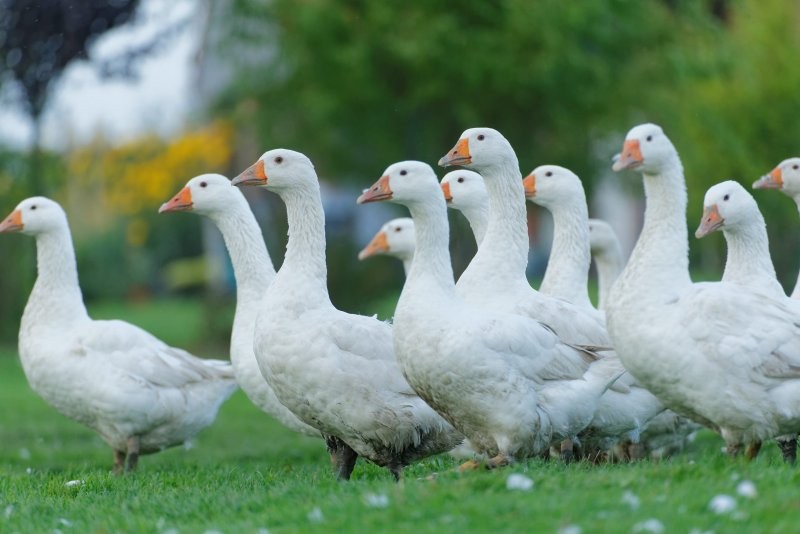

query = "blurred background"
[0,0,798,349]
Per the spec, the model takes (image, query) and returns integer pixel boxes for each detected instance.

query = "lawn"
[1,299,800,532]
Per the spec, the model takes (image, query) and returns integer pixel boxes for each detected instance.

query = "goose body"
[160,174,320,438]
[0,197,237,471]
[607,124,800,456]
[359,161,622,466]
[232,151,461,480]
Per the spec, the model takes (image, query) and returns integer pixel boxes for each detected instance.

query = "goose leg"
[335,444,358,481]
[486,452,510,469]
[745,441,762,460]
[778,436,797,465]
[725,442,741,458]
[113,449,126,475]
[126,436,140,472]
[389,465,403,482]
[560,439,575,462]
[457,459,481,472]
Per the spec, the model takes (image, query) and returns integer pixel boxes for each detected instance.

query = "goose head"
[231,149,316,192]
[696,180,758,238]
[588,219,619,255]
[439,127,516,172]
[612,123,677,175]
[440,170,487,211]
[0,197,67,236]
[753,157,800,199]
[358,218,415,261]
[160,174,242,215]
[523,165,583,209]
[358,161,441,209]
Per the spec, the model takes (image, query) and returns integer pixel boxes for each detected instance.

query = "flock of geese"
[2,122,800,480]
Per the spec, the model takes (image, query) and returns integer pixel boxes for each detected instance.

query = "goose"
[696,179,798,461]
[358,217,415,275]
[439,128,610,356]
[588,219,625,312]
[358,160,623,468]
[231,150,462,480]
[439,169,489,245]
[523,165,665,459]
[0,197,237,472]
[607,123,800,459]
[753,157,800,298]
[159,174,320,438]
[522,165,594,308]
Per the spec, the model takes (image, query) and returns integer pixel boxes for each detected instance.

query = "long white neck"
[23,227,89,329]
[612,157,692,304]
[539,199,592,307]
[459,160,529,285]
[399,253,414,278]
[721,216,782,295]
[593,246,624,311]
[456,204,489,246]
[273,184,330,303]
[208,204,275,320]
[402,197,457,301]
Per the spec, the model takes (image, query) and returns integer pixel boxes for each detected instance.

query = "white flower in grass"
[4,505,14,519]
[621,490,640,510]
[559,524,582,534]
[632,518,664,533]
[736,480,757,498]
[364,493,390,508]
[59,518,73,526]
[688,529,713,534]
[18,448,30,460]
[709,494,736,514]
[308,507,324,523]
[506,473,534,491]
[256,529,271,534]
[64,480,84,487]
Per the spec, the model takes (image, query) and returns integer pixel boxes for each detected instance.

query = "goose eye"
[395,227,402,233]
[793,164,799,170]
[646,135,653,142]
[723,194,729,201]
[400,170,407,176]
[457,177,465,183]
[200,181,207,188]
[275,156,283,164]
[477,134,485,141]
[545,171,553,177]
[30,205,37,210]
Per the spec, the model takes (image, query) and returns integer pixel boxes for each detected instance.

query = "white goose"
[358,217,415,275]
[358,160,622,468]
[696,179,798,461]
[159,174,320,438]
[523,165,665,458]
[588,219,625,312]
[231,150,462,480]
[753,157,800,298]
[523,165,594,309]
[0,197,237,472]
[607,123,800,459]
[440,128,610,356]
[440,169,489,245]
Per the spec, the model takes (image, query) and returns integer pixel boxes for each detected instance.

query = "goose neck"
[210,206,275,311]
[404,198,456,296]
[721,217,779,289]
[459,204,489,245]
[275,184,329,300]
[540,200,591,306]
[25,227,88,327]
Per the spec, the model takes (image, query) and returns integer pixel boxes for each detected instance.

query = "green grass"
[2,300,800,532]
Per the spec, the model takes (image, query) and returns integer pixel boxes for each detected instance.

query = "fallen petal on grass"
[736,480,757,499]
[364,493,390,508]
[632,518,664,533]
[621,490,641,510]
[506,473,533,491]
[709,494,736,514]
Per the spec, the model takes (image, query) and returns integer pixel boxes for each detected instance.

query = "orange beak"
[159,187,194,213]
[0,209,23,233]
[358,231,390,260]
[612,139,644,171]
[752,167,783,190]
[231,159,267,187]
[357,175,393,204]
[441,181,453,203]
[522,173,536,198]
[695,204,724,238]
[439,138,471,167]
